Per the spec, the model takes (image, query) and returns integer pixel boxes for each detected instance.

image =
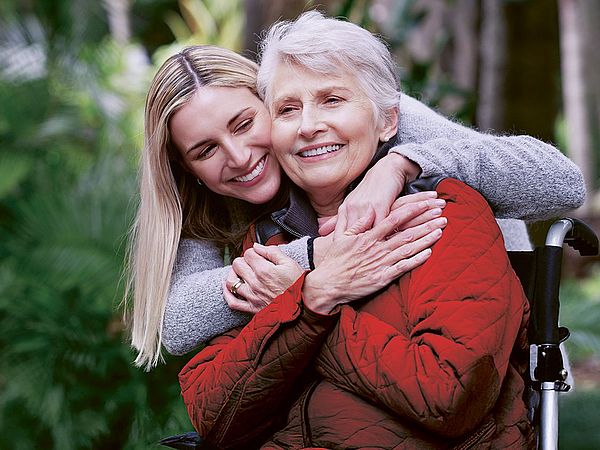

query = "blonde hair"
[125,46,269,370]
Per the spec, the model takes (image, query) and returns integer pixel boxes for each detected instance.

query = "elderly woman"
[178,12,535,448]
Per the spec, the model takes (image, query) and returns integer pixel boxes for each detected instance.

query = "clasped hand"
[225,192,446,314]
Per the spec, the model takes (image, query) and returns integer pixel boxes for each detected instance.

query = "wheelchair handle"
[546,218,599,256]
[533,218,599,345]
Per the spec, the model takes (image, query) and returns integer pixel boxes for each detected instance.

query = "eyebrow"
[272,85,353,106]
[186,107,252,154]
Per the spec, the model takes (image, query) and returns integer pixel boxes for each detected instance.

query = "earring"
[197,179,203,186]
[382,136,390,142]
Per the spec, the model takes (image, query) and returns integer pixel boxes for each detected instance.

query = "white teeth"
[233,156,266,182]
[299,144,342,157]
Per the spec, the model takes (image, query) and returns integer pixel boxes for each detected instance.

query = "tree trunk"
[443,0,479,118]
[103,0,131,45]
[559,0,594,213]
[502,0,560,141]
[477,0,506,132]
[581,0,600,207]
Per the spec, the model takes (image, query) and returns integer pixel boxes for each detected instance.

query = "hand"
[224,244,304,314]
[319,154,421,235]
[304,200,447,314]
[314,192,446,266]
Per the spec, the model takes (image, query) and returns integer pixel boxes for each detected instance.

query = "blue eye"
[325,96,341,104]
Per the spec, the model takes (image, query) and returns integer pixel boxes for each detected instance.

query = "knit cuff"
[307,237,316,270]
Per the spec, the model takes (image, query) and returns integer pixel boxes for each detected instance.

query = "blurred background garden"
[1,0,599,448]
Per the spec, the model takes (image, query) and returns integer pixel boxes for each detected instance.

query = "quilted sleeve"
[315,178,528,438]
[179,272,338,449]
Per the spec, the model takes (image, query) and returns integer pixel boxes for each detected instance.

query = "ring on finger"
[231,278,245,296]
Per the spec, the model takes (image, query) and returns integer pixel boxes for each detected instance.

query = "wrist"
[389,152,421,184]
[311,236,330,267]
[302,269,339,314]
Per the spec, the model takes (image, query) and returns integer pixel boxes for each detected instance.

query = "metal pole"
[539,383,559,450]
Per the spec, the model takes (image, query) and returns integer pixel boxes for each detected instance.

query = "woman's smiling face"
[268,64,392,211]
[169,86,281,204]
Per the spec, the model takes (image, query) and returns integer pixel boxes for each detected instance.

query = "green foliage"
[0,7,193,448]
[560,273,600,361]
[559,389,600,449]
[0,173,191,444]
[154,0,243,63]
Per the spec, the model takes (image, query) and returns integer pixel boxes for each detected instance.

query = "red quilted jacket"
[179,179,534,449]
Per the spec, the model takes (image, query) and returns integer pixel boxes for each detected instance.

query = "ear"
[378,106,399,142]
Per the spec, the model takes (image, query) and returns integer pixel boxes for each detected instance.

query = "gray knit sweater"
[162,93,585,356]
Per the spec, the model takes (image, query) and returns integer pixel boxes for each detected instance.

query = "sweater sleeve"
[391,93,585,220]
[162,237,312,355]
[178,273,338,448]
[315,179,529,438]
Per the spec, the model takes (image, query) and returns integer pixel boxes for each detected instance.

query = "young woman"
[126,37,584,370]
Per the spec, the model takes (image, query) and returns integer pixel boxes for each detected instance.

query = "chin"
[246,183,281,205]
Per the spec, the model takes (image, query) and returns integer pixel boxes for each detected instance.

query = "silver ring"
[231,278,244,296]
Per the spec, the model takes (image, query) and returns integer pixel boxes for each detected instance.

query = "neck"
[306,188,345,218]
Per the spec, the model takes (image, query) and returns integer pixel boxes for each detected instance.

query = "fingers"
[387,216,447,246]
[223,285,255,313]
[370,199,444,240]
[398,206,445,231]
[318,215,337,236]
[374,220,445,285]
[385,247,433,279]
[384,226,444,268]
[390,191,438,210]
[338,207,376,238]
[333,205,349,239]
[231,256,259,290]
[251,243,292,265]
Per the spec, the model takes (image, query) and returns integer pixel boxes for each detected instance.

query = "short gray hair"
[257,10,400,125]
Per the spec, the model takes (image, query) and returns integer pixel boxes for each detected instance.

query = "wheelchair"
[161,217,599,450]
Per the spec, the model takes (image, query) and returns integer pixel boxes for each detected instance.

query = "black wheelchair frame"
[161,217,599,450]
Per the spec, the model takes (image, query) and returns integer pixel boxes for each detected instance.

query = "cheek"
[270,122,294,154]
[254,117,272,144]
[190,160,222,186]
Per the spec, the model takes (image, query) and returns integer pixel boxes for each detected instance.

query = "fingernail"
[430,208,442,217]
[433,199,446,207]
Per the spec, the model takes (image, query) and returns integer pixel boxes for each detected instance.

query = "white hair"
[257,10,400,125]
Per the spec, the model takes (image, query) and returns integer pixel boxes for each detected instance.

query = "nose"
[298,106,326,138]
[223,139,252,169]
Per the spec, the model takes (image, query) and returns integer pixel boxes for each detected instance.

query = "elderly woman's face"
[170,86,281,204]
[269,64,389,201]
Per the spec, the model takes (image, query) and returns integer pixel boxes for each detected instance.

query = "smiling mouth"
[298,144,342,158]
[232,155,267,183]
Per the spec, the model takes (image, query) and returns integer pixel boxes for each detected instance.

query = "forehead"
[269,63,361,101]
[176,85,260,119]
[169,86,263,147]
